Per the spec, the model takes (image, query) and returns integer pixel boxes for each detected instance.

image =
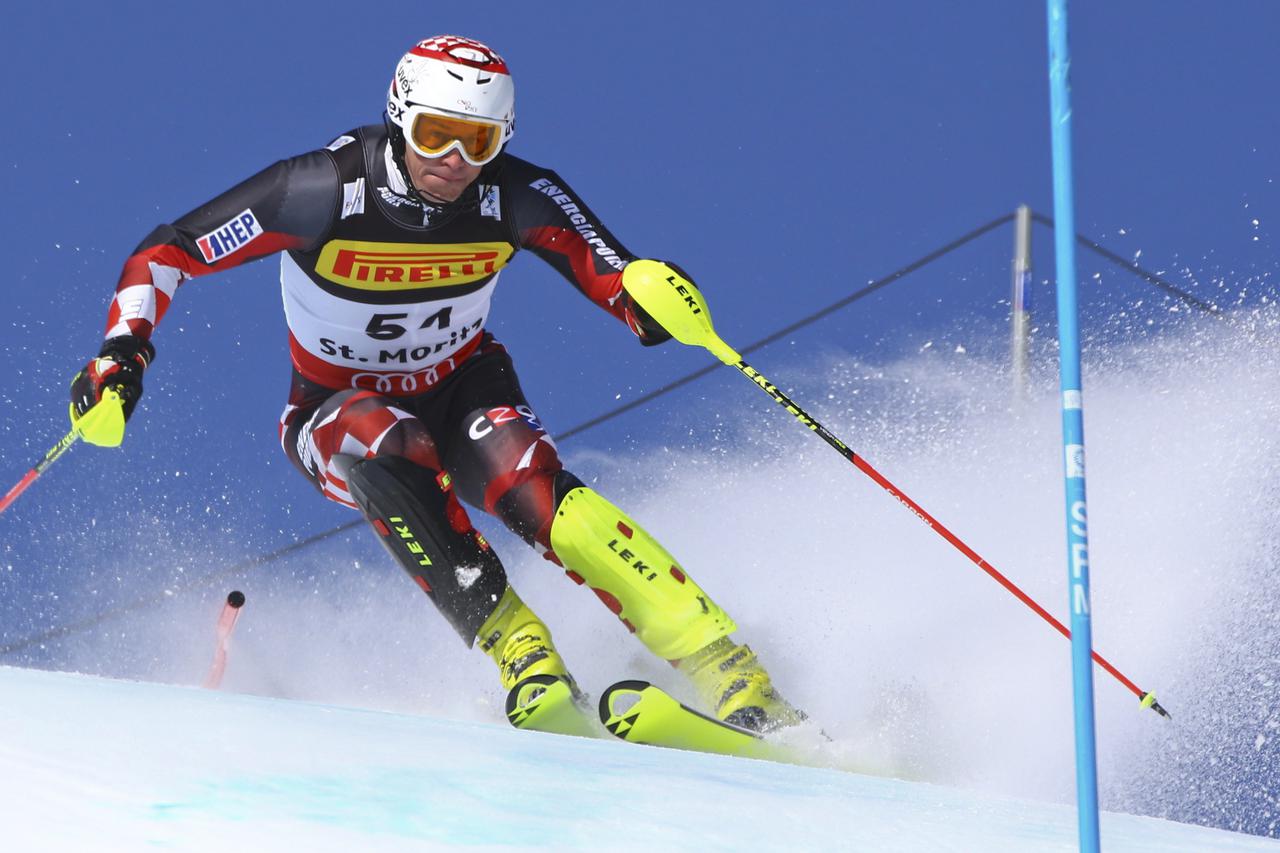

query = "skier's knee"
[346,455,507,645]
[287,389,440,507]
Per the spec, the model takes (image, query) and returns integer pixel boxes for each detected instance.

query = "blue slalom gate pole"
[1045,1,1101,850]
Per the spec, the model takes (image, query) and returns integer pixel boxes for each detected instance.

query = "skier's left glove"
[621,293,672,347]
[70,334,156,429]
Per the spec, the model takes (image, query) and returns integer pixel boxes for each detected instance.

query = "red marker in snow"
[202,591,246,690]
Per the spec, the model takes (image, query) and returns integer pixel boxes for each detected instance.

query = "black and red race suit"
[104,124,667,552]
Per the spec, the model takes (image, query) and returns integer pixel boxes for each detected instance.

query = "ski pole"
[0,387,126,515]
[621,260,1169,719]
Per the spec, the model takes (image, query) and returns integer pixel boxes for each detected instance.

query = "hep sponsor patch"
[197,209,264,263]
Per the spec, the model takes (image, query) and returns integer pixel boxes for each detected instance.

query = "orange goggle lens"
[409,112,503,165]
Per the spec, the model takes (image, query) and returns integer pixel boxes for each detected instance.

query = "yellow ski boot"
[478,585,571,690]
[679,637,806,733]
[478,585,592,735]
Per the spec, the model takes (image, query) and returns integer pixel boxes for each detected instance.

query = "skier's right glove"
[70,334,156,428]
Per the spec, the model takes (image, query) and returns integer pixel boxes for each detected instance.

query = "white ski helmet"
[387,35,515,166]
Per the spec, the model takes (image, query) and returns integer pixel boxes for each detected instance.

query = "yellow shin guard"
[477,585,571,691]
[548,487,736,661]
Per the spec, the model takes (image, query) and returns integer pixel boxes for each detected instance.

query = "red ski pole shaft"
[1,388,126,515]
[733,359,1168,718]
[0,430,81,514]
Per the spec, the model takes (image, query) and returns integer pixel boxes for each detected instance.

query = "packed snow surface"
[5,302,1279,844]
[2,665,1276,851]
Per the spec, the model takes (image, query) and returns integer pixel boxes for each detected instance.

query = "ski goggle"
[405,106,506,166]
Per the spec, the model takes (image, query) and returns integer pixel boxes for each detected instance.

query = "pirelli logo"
[316,240,515,290]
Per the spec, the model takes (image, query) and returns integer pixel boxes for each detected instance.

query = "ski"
[597,679,790,762]
[508,676,800,764]
[505,674,599,738]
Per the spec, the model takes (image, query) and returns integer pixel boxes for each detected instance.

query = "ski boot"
[479,586,594,736]
[679,637,806,734]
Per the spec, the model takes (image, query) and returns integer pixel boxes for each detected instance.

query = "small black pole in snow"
[202,591,246,689]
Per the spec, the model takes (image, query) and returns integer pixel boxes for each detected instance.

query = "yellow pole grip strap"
[621,260,742,365]
[71,387,127,448]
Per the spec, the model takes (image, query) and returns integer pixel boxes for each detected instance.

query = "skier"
[70,35,803,733]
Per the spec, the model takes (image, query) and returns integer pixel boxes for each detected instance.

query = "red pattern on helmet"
[410,36,510,75]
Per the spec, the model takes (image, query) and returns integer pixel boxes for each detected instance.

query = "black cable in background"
[0,211,1226,655]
